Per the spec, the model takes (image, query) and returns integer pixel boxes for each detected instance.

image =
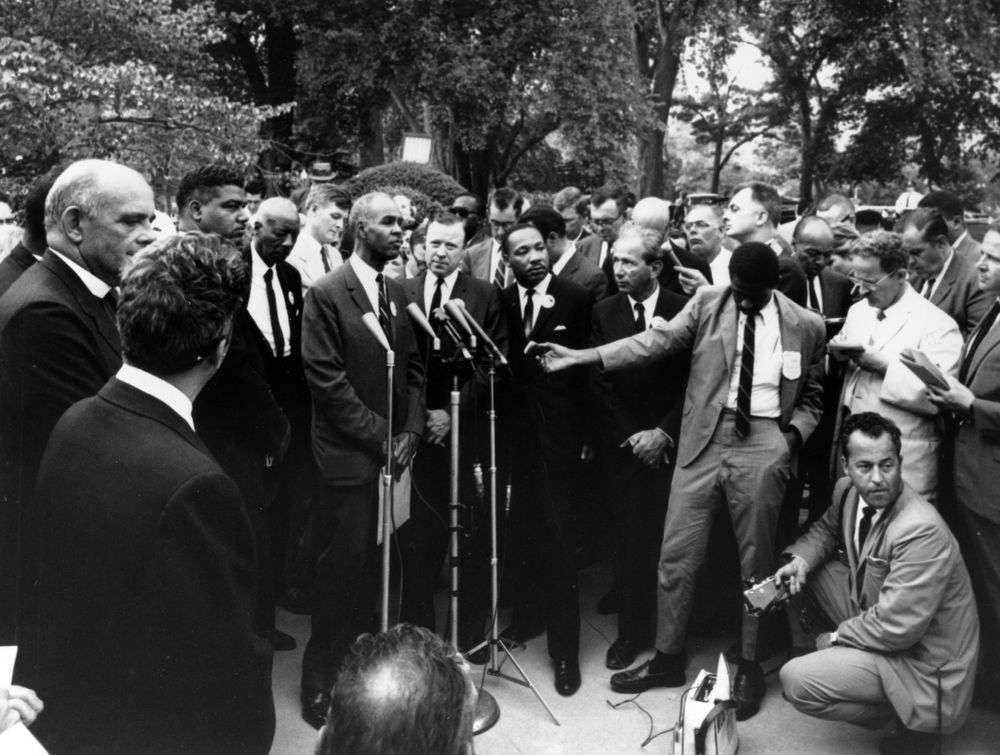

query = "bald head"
[253,197,300,266]
[630,197,672,237]
[45,159,155,286]
[792,215,834,277]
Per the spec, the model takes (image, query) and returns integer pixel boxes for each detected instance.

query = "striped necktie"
[493,255,507,290]
[735,313,756,438]
[376,272,393,346]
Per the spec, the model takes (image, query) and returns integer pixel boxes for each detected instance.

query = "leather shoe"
[596,589,620,615]
[605,638,640,670]
[610,655,686,694]
[301,690,330,730]
[733,659,765,721]
[553,659,581,696]
[498,622,544,647]
[269,628,297,651]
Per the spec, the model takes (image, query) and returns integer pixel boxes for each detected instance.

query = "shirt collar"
[116,363,194,430]
[935,250,954,282]
[250,243,274,278]
[349,252,382,285]
[627,283,659,310]
[49,248,112,298]
[517,272,552,299]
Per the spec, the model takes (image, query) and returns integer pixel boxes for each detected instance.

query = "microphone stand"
[381,345,395,633]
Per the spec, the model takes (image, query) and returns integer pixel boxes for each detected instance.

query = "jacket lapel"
[967,319,1000,382]
[42,253,121,356]
[529,279,558,338]
[841,486,860,576]
[775,293,802,414]
[451,272,469,311]
[343,260,374,316]
[719,291,738,372]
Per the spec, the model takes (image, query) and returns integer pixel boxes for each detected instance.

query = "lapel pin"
[540,294,555,309]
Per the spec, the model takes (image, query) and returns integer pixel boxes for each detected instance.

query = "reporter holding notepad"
[927,227,1000,710]
[829,230,962,503]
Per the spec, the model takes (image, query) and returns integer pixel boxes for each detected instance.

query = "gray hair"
[615,221,665,264]
[45,159,147,229]
[348,191,395,236]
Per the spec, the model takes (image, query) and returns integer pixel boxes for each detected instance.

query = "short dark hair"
[428,211,468,244]
[589,187,620,212]
[900,207,950,243]
[520,205,566,239]
[176,165,246,213]
[500,221,542,254]
[319,624,472,755]
[734,182,782,227]
[489,187,523,215]
[729,241,779,288]
[850,229,908,274]
[840,411,902,460]
[244,177,266,196]
[918,190,964,221]
[24,171,59,243]
[305,183,352,212]
[118,233,247,376]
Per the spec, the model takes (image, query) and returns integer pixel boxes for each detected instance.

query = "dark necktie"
[735,313,756,439]
[857,504,876,554]
[876,309,886,321]
[263,268,285,358]
[923,277,936,299]
[493,252,507,290]
[522,288,535,339]
[102,289,118,321]
[320,245,332,274]
[429,275,444,316]
[807,276,820,311]
[601,244,614,283]
[376,272,393,345]
[960,299,1000,382]
[634,301,646,333]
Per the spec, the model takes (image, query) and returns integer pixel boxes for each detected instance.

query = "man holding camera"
[777,412,978,755]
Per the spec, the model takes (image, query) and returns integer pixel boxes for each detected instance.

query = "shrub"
[345,162,466,206]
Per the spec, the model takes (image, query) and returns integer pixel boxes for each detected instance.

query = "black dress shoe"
[498,622,544,647]
[269,628,297,651]
[301,690,330,730]
[605,638,640,670]
[596,589,621,615]
[553,659,581,696]
[610,655,686,693]
[732,659,765,721]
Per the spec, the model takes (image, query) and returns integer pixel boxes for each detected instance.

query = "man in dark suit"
[0,173,55,297]
[590,224,688,671]
[918,189,981,263]
[901,207,987,336]
[399,212,507,656]
[300,192,426,727]
[576,187,623,293]
[521,205,607,302]
[498,222,591,696]
[461,187,523,286]
[15,233,274,753]
[792,216,852,319]
[0,159,155,643]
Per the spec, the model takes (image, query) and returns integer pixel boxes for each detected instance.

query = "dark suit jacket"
[557,248,609,303]
[590,289,689,446]
[815,267,853,319]
[501,275,591,465]
[778,254,808,307]
[578,234,712,298]
[461,237,495,281]
[17,379,274,753]
[928,252,988,336]
[0,242,36,297]
[303,260,426,485]
[0,250,122,640]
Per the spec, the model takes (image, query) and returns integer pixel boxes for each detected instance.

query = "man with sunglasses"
[449,193,487,248]
[829,230,962,502]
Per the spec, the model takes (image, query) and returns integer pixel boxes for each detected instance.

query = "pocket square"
[553,324,567,332]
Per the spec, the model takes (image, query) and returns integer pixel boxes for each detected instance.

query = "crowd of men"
[0,158,996,754]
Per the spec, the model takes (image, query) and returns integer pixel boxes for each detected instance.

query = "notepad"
[899,348,950,390]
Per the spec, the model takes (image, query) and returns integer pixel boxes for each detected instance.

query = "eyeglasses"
[683,220,718,232]
[591,216,620,228]
[847,271,893,291]
[448,207,471,218]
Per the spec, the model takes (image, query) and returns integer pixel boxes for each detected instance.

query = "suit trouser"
[655,413,790,660]
[301,480,379,693]
[779,560,896,729]
[509,455,580,661]
[955,503,1000,691]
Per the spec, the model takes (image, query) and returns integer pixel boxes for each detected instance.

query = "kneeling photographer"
[775,412,978,755]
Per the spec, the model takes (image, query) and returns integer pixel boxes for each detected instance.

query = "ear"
[61,206,86,244]
[839,454,848,476]
[188,200,203,223]
[649,258,664,277]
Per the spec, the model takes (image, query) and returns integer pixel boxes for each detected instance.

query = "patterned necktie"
[493,252,507,290]
[735,313,756,439]
[634,301,646,333]
[857,504,876,554]
[263,268,285,357]
[522,288,535,339]
[320,244,332,274]
[429,275,444,316]
[375,272,393,345]
[960,299,1000,383]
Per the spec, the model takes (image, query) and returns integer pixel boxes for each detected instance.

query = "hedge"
[345,162,466,206]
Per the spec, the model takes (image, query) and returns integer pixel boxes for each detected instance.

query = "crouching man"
[776,412,978,755]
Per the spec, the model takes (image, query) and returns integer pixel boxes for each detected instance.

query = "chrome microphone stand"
[380,344,395,633]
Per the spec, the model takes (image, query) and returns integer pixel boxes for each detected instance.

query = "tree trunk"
[633,16,683,199]
[358,103,385,168]
[711,130,724,193]
[796,86,814,205]
[637,129,666,198]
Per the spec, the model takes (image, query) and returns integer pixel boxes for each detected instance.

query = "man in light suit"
[521,205,608,302]
[288,183,352,292]
[778,413,978,755]
[399,212,507,656]
[900,207,987,336]
[918,189,981,263]
[299,192,425,728]
[830,230,963,502]
[461,187,523,286]
[927,227,1000,709]
[536,243,826,719]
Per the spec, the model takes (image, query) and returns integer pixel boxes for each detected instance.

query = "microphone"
[431,308,474,363]
[443,299,476,348]
[361,311,392,353]
[405,302,440,351]
[447,299,508,367]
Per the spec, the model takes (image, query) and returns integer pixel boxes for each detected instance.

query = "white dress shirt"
[551,245,577,276]
[709,248,732,288]
[517,273,553,333]
[725,297,782,417]
[627,284,660,330]
[423,269,459,314]
[50,249,111,298]
[853,496,883,555]
[598,241,610,268]
[246,245,291,357]
[288,231,341,293]
[349,252,382,314]
[921,251,953,299]
[116,362,194,430]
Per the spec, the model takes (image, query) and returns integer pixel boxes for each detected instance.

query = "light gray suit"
[461,237,498,282]
[597,286,826,658]
[954,231,981,264]
[781,479,978,733]
[927,251,988,336]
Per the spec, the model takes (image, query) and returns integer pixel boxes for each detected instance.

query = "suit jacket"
[578,233,713,298]
[596,286,826,468]
[787,479,978,733]
[461,236,496,281]
[18,379,274,753]
[590,288,689,447]
[952,300,1000,523]
[954,231,981,264]
[0,251,122,640]
[303,260,426,485]
[556,248,608,303]
[815,267,852,319]
[0,242,36,297]
[501,275,591,465]
[927,251,988,336]
[778,252,809,307]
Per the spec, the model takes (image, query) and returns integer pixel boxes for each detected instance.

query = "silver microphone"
[361,311,392,352]
[442,299,476,348]
[448,298,508,367]
[405,302,440,351]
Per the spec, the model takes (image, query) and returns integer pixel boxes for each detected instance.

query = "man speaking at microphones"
[400,212,507,659]
[299,192,426,729]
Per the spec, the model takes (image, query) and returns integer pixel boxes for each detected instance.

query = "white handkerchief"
[553,324,567,332]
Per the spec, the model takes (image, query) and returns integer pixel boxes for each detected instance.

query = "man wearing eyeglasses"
[460,188,523,287]
[576,188,624,293]
[829,230,962,502]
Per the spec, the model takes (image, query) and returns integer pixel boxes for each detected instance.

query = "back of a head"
[319,625,472,755]
[630,197,672,236]
[176,165,246,215]
[552,186,582,213]
[815,193,854,218]
[23,171,60,247]
[899,206,949,242]
[735,182,781,228]
[117,232,248,377]
[730,241,779,288]
[490,187,523,215]
[520,205,566,240]
[918,189,964,220]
